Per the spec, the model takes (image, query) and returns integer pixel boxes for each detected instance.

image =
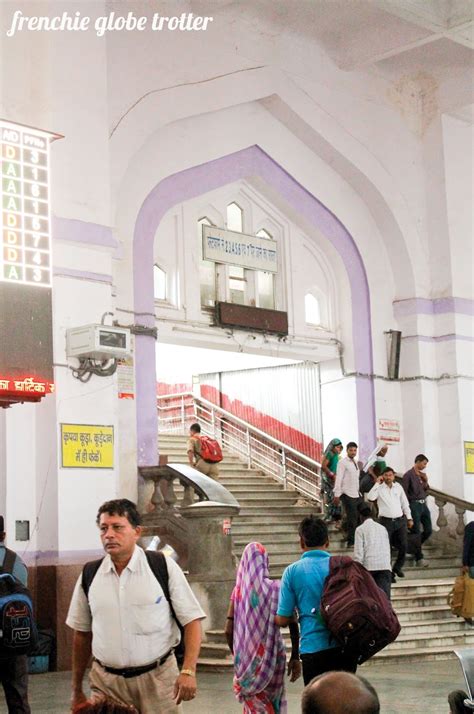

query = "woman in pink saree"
[225,542,301,713]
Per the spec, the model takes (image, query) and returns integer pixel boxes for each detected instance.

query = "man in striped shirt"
[353,502,392,599]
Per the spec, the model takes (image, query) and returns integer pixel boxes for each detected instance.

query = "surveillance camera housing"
[66,325,131,360]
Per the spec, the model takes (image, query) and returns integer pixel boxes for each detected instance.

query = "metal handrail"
[157,391,322,503]
[196,395,322,470]
[158,391,321,470]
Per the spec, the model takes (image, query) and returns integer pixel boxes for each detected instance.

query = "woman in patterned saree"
[225,542,301,713]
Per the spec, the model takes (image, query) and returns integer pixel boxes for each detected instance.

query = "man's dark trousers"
[379,516,407,571]
[340,494,361,546]
[410,500,432,558]
[300,646,358,685]
[371,570,392,599]
[0,655,31,713]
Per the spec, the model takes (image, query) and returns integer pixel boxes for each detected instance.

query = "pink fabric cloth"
[232,542,287,713]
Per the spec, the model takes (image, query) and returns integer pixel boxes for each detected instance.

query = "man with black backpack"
[0,515,32,713]
[66,499,205,713]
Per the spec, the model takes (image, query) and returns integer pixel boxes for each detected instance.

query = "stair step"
[225,484,286,492]
[387,628,474,650]
[367,646,457,664]
[199,642,232,660]
[205,630,228,644]
[232,522,304,533]
[238,505,319,514]
[398,618,469,635]
[233,493,299,503]
[233,541,300,555]
[233,535,299,546]
[397,606,456,622]
[197,657,234,671]
[162,431,469,666]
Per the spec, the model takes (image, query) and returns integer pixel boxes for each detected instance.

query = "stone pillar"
[180,503,237,636]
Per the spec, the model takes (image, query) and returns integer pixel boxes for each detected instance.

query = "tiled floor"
[0,660,465,713]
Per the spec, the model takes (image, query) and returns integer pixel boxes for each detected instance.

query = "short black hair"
[298,516,328,547]
[190,423,201,434]
[96,499,141,528]
[415,454,428,463]
[382,466,395,474]
[357,502,372,518]
[347,441,358,449]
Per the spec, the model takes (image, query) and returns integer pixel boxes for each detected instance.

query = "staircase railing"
[157,391,322,504]
[157,392,474,536]
[429,487,474,545]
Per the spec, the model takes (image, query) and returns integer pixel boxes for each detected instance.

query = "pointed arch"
[133,145,375,465]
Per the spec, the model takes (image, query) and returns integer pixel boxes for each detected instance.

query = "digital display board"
[1,120,53,287]
[0,120,60,407]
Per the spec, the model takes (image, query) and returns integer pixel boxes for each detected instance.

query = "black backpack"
[359,470,375,494]
[0,547,38,657]
[81,550,185,664]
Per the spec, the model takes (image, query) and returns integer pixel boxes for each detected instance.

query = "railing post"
[246,428,251,469]
[211,407,216,437]
[281,449,287,489]
[180,395,185,432]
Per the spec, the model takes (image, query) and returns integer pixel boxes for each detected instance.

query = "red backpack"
[320,555,400,664]
[198,435,223,463]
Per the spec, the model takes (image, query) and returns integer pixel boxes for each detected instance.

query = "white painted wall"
[0,0,471,554]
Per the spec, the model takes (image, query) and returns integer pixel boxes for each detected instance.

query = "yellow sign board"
[465,441,474,474]
[61,423,114,469]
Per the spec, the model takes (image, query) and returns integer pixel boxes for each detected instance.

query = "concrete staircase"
[158,434,469,667]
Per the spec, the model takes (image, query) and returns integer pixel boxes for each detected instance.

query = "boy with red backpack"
[186,423,222,480]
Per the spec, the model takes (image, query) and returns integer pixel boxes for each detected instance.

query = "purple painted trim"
[394,297,474,317]
[53,216,118,249]
[23,549,103,566]
[402,333,474,343]
[53,267,113,284]
[133,145,376,465]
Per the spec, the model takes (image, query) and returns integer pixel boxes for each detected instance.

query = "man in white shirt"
[367,467,413,582]
[353,502,392,599]
[66,499,206,714]
[333,442,361,548]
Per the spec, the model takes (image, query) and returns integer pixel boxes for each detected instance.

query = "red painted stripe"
[200,385,322,461]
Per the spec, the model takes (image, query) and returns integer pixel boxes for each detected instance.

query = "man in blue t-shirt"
[0,515,31,713]
[276,515,358,685]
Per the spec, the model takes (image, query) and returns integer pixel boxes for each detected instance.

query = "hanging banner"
[61,423,114,468]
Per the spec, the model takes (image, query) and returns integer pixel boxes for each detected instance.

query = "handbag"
[462,575,474,619]
[447,574,474,618]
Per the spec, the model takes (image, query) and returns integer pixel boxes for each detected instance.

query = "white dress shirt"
[367,481,412,520]
[66,546,205,667]
[353,518,391,571]
[334,456,360,498]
